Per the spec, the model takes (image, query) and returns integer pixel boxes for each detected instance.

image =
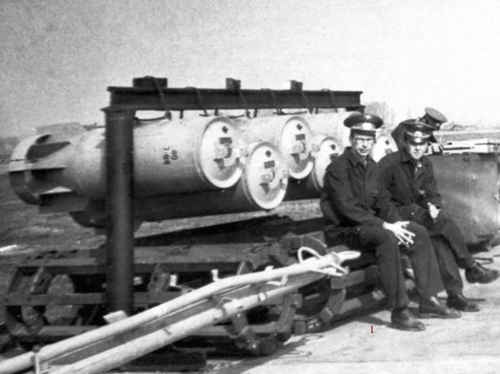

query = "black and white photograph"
[1,1,499,373]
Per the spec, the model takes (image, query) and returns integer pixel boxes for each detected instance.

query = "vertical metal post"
[103,107,135,314]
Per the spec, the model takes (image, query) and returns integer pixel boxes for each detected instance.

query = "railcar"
[1,77,498,372]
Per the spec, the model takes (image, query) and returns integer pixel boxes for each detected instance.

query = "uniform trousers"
[341,221,443,309]
[412,209,475,296]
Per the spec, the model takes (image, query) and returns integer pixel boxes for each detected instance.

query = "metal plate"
[199,117,243,188]
[242,142,288,210]
[279,116,314,179]
[429,153,500,244]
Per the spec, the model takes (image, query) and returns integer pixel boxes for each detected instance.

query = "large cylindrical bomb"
[370,133,398,162]
[68,141,289,226]
[285,135,342,200]
[137,141,289,221]
[133,117,243,195]
[9,116,244,203]
[305,111,353,149]
[241,115,314,180]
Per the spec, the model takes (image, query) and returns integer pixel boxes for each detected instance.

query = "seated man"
[379,121,500,312]
[320,112,459,332]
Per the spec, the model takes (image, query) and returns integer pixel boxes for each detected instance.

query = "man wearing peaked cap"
[403,120,434,145]
[391,107,447,151]
[321,112,457,332]
[421,107,447,129]
[379,122,500,313]
[344,112,383,136]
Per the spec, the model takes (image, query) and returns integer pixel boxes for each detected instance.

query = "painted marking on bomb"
[163,147,179,165]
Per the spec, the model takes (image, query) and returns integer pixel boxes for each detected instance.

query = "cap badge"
[361,122,374,130]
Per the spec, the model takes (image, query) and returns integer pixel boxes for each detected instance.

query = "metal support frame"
[102,77,362,318]
[108,77,363,112]
[103,107,135,314]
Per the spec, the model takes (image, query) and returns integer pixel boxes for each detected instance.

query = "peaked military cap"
[344,112,383,137]
[418,107,447,130]
[403,119,434,145]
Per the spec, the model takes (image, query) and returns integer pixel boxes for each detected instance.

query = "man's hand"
[382,221,415,247]
[427,203,441,220]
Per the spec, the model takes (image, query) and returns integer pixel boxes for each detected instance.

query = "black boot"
[447,293,480,312]
[420,296,461,319]
[391,308,425,331]
[465,263,500,284]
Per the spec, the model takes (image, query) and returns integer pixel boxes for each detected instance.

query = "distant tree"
[364,102,394,128]
[0,137,19,155]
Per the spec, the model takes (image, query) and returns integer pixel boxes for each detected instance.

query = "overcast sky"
[1,0,499,137]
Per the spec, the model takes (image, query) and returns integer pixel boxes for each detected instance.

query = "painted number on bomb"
[163,147,179,165]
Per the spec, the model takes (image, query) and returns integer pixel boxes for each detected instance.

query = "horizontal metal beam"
[3,292,182,307]
[4,244,270,265]
[108,83,363,112]
[5,290,285,308]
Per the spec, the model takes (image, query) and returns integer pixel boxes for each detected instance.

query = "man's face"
[405,141,428,161]
[350,134,375,158]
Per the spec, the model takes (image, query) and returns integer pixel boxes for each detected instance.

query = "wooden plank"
[329,265,379,289]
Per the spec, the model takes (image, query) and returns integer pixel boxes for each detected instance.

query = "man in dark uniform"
[391,107,446,151]
[379,121,500,312]
[320,112,459,332]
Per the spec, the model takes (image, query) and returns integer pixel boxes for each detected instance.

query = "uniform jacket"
[320,147,401,245]
[378,149,443,221]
